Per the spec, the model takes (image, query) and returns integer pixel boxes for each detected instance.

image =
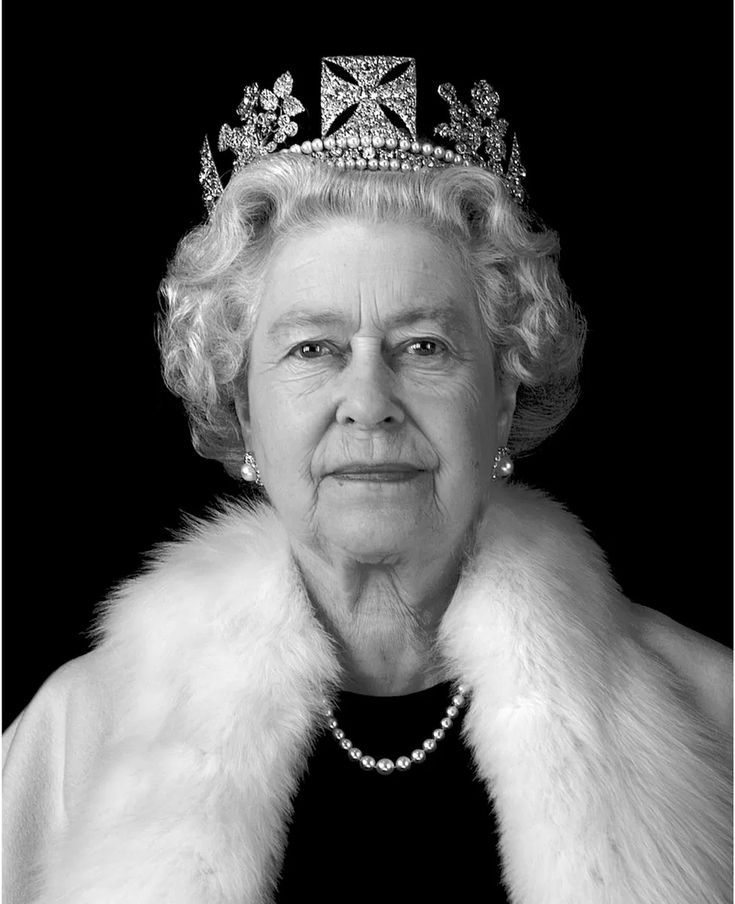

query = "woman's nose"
[335,347,404,428]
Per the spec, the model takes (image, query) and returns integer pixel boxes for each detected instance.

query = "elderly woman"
[3,57,731,904]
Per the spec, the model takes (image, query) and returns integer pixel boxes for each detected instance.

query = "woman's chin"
[317,508,431,562]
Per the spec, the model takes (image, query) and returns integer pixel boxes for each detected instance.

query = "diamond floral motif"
[273,72,294,97]
[282,96,303,118]
[435,79,524,202]
[235,84,259,120]
[259,89,278,111]
[214,72,305,180]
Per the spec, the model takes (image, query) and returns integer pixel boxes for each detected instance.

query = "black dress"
[275,682,509,902]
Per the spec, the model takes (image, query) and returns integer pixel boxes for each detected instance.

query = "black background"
[3,10,732,728]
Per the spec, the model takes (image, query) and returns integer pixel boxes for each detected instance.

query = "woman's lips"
[329,464,424,482]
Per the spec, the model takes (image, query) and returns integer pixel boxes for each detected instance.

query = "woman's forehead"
[260,220,475,326]
[271,220,461,274]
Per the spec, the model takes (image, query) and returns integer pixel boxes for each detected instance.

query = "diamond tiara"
[199,56,526,214]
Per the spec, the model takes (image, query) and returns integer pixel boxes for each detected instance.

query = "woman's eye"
[405,339,445,357]
[292,342,331,359]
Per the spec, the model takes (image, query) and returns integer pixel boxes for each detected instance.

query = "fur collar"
[35,485,731,903]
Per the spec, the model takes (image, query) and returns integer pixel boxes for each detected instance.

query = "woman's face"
[237,219,516,564]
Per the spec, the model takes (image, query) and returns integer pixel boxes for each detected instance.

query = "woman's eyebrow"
[388,304,470,332]
[266,304,470,340]
[267,310,347,339]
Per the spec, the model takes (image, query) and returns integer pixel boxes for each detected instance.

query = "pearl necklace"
[323,684,469,776]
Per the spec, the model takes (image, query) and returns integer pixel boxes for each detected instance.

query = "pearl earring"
[240,451,262,485]
[492,446,513,480]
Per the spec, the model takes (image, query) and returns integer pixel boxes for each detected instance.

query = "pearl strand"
[287,130,471,172]
[323,685,469,776]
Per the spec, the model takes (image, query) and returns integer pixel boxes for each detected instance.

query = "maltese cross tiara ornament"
[199,56,526,214]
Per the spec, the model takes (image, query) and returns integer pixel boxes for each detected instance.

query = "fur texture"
[24,485,732,903]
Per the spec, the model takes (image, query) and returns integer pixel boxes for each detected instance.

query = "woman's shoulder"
[632,603,732,735]
[2,652,124,904]
[4,650,118,757]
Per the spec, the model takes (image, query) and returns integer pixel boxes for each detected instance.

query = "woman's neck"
[293,544,464,696]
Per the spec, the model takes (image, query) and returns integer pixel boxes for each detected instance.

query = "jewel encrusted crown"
[199,56,526,214]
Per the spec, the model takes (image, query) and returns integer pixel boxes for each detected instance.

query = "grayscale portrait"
[3,19,731,904]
